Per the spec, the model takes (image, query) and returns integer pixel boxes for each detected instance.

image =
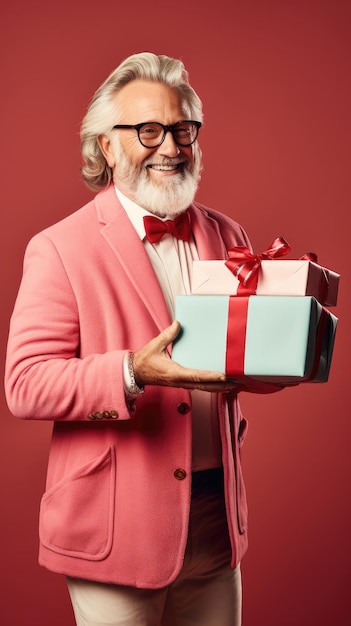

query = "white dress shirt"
[116,187,222,471]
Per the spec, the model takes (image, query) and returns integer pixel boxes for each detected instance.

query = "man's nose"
[157,131,180,157]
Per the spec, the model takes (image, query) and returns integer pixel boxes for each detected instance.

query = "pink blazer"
[5,184,251,589]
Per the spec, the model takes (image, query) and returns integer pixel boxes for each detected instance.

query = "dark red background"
[1,1,350,624]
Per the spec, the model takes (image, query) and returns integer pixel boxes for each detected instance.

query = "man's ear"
[97,135,116,168]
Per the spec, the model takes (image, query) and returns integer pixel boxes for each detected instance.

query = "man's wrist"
[123,351,145,398]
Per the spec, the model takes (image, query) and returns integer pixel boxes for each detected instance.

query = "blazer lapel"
[95,186,172,332]
[189,204,228,260]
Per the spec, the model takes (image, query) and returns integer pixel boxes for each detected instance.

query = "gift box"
[172,295,338,384]
[191,259,340,307]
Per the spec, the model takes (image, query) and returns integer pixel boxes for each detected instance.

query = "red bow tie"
[143,212,192,244]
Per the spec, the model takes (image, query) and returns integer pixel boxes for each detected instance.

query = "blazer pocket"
[39,446,115,560]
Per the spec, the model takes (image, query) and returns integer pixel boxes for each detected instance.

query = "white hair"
[80,52,203,191]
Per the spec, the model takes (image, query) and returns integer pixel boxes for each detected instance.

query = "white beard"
[134,166,200,217]
[112,141,202,217]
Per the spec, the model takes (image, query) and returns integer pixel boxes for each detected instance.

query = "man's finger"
[156,320,182,350]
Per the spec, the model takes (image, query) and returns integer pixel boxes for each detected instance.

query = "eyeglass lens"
[138,122,198,147]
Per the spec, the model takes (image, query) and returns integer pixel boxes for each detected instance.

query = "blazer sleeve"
[4,233,134,422]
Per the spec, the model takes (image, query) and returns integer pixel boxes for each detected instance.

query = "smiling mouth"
[147,162,184,171]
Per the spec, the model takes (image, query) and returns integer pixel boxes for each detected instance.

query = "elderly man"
[5,52,276,626]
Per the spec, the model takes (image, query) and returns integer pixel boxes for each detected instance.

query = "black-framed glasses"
[111,120,202,148]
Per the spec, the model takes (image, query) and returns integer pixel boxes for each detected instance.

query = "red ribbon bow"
[300,252,318,262]
[225,236,291,294]
[143,212,191,244]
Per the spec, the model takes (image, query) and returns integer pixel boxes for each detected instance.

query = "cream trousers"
[67,470,242,626]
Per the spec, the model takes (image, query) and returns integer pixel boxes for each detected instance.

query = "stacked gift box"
[172,237,339,385]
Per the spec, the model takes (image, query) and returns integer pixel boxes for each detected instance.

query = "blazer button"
[110,410,118,419]
[87,412,104,420]
[177,402,190,415]
[174,468,187,480]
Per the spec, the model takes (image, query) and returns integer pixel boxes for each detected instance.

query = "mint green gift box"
[172,295,337,383]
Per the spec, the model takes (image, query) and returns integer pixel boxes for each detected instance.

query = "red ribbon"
[225,236,291,295]
[225,297,249,378]
[300,252,318,262]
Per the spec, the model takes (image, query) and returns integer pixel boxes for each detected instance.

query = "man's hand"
[133,321,240,393]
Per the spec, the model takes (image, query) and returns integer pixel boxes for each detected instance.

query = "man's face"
[99,80,202,217]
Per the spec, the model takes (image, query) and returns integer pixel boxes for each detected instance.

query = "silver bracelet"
[126,351,144,397]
